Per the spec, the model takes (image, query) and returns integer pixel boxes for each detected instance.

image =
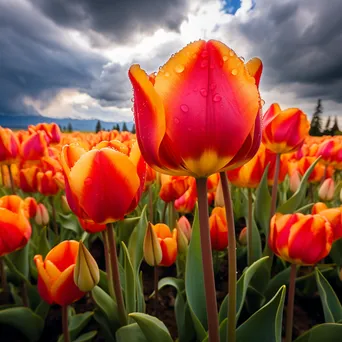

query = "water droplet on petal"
[229,51,235,57]
[231,69,238,75]
[213,94,222,102]
[180,104,189,112]
[85,177,93,186]
[261,99,265,106]
[201,59,208,68]
[175,64,185,73]
[210,83,217,91]
[174,118,180,124]
[200,88,208,97]
[239,56,245,62]
[223,55,228,62]
[164,72,170,77]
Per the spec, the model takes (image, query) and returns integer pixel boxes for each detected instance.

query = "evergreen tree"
[330,116,341,136]
[67,123,73,133]
[309,99,323,136]
[116,124,121,131]
[95,120,102,133]
[131,124,136,134]
[122,122,128,132]
[323,116,331,135]
[63,126,66,132]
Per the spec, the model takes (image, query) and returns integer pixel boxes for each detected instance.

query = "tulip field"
[1,40,342,342]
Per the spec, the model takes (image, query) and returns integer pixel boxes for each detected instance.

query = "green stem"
[0,257,8,293]
[168,201,177,228]
[106,223,128,326]
[247,188,253,266]
[102,230,115,299]
[196,178,219,342]
[62,305,70,342]
[154,266,159,316]
[285,264,297,342]
[220,172,237,342]
[21,282,29,307]
[49,197,58,236]
[162,201,167,223]
[148,186,153,223]
[7,164,15,194]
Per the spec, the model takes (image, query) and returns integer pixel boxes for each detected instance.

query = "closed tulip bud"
[74,241,100,292]
[214,178,225,207]
[317,208,342,241]
[209,207,228,250]
[61,195,71,214]
[311,202,328,215]
[269,213,333,265]
[177,216,192,241]
[239,227,247,245]
[24,197,38,218]
[319,178,335,201]
[143,222,163,266]
[177,226,188,255]
[35,203,49,226]
[34,240,85,305]
[289,169,301,193]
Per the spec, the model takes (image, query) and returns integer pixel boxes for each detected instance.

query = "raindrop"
[200,88,208,97]
[175,64,185,73]
[213,94,222,102]
[222,55,229,62]
[229,51,235,57]
[231,69,238,76]
[261,99,265,106]
[174,118,180,124]
[239,56,245,62]
[164,72,170,77]
[201,59,208,68]
[85,177,93,186]
[180,104,189,112]
[210,83,217,91]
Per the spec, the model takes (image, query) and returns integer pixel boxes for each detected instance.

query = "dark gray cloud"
[235,0,342,103]
[0,0,107,115]
[30,0,189,46]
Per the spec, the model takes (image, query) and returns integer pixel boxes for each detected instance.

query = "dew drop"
[213,94,222,102]
[229,51,235,57]
[200,88,208,97]
[193,87,198,92]
[174,118,180,124]
[231,69,238,76]
[210,83,217,91]
[175,64,185,73]
[130,98,134,102]
[164,71,170,77]
[239,56,245,62]
[222,55,228,62]
[201,59,208,68]
[180,104,189,112]
[85,177,93,186]
[261,99,265,106]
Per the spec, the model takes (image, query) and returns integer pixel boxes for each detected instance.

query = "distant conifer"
[309,99,323,136]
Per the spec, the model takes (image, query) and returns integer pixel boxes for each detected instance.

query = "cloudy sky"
[1,0,342,123]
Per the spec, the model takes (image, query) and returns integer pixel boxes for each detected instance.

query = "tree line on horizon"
[61,120,136,134]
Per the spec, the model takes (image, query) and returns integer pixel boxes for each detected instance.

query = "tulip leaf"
[219,256,269,323]
[36,227,51,258]
[137,270,145,313]
[158,276,185,294]
[35,300,50,321]
[236,285,286,342]
[129,312,173,342]
[0,307,44,342]
[255,164,271,236]
[315,267,342,323]
[329,238,342,266]
[277,157,320,214]
[58,213,82,235]
[185,204,207,341]
[93,310,115,342]
[201,318,229,342]
[294,323,342,342]
[3,254,31,285]
[9,243,30,278]
[73,331,97,342]
[117,216,141,245]
[248,213,262,264]
[116,323,148,342]
[121,242,136,317]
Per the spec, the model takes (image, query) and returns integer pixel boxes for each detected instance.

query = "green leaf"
[117,217,141,245]
[116,323,148,342]
[329,238,342,266]
[185,204,207,341]
[294,323,342,342]
[73,331,97,342]
[315,268,342,323]
[250,214,262,263]
[36,227,51,258]
[9,243,30,278]
[58,213,81,235]
[129,313,173,342]
[277,157,320,214]
[121,242,136,317]
[35,300,50,321]
[236,285,286,342]
[137,271,145,313]
[255,165,271,236]
[219,256,269,323]
[3,254,31,285]
[0,307,44,342]
[93,310,115,342]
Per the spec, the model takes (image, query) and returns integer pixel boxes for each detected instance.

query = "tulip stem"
[220,172,237,342]
[62,305,70,342]
[7,164,15,194]
[49,197,58,237]
[21,282,29,307]
[162,202,167,223]
[285,264,297,342]
[148,186,153,223]
[106,223,128,326]
[168,201,177,229]
[247,188,253,266]
[101,231,115,299]
[154,266,159,316]
[196,178,219,342]
[0,257,8,293]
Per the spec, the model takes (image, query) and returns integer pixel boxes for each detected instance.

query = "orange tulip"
[262,103,310,154]
[316,138,342,168]
[61,142,146,224]
[265,150,289,185]
[29,123,61,144]
[24,197,38,218]
[311,202,328,215]
[34,240,85,305]
[269,213,333,265]
[318,208,342,241]
[37,170,60,196]
[174,180,197,214]
[19,166,39,192]
[0,195,32,256]
[145,164,156,188]
[0,127,20,165]
[159,175,190,203]
[21,131,49,161]
[209,207,228,250]
[129,40,262,177]
[239,227,247,245]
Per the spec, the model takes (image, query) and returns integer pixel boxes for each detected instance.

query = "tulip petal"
[160,237,177,266]
[34,255,54,304]
[245,58,263,87]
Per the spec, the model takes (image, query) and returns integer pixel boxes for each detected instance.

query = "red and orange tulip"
[129,40,262,177]
[29,123,61,144]
[0,127,20,165]
[34,240,85,305]
[209,207,228,250]
[318,208,342,241]
[269,213,333,265]
[24,197,38,218]
[21,131,49,161]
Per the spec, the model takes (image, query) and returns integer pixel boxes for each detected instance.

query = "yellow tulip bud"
[177,226,188,255]
[143,222,162,266]
[35,203,49,226]
[74,241,100,292]
[61,195,71,214]
[318,178,335,201]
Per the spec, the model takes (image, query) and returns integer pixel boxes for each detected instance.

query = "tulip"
[29,123,61,144]
[316,138,342,167]
[24,197,38,218]
[74,241,100,292]
[19,167,39,193]
[34,240,85,305]
[262,103,310,154]
[21,131,49,161]
[269,213,333,265]
[209,207,228,250]
[317,208,342,241]
[238,227,247,245]
[61,195,71,214]
[78,217,106,233]
[174,183,197,214]
[37,170,60,196]
[35,203,49,226]
[177,216,192,241]
[312,202,328,215]
[129,40,262,178]
[0,127,20,165]
[159,175,189,203]
[143,222,163,266]
[0,195,32,256]
[318,178,335,201]
[61,142,146,224]
[289,169,301,193]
